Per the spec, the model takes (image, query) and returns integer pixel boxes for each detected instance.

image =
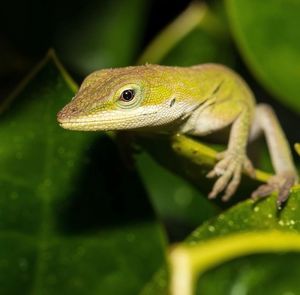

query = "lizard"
[57,64,298,207]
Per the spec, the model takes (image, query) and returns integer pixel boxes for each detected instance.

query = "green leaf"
[189,191,300,241]
[0,51,166,295]
[226,0,300,112]
[143,190,300,295]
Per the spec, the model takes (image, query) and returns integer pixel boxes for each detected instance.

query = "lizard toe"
[252,171,297,208]
[207,150,249,201]
[208,155,242,200]
[206,154,231,178]
[222,165,242,202]
[251,183,276,199]
[277,172,297,207]
[208,171,232,199]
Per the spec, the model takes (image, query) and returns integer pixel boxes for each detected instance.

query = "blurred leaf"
[0,51,166,295]
[226,0,300,112]
[56,0,149,74]
[197,251,300,295]
[143,190,300,295]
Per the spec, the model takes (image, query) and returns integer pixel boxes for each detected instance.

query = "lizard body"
[57,64,297,206]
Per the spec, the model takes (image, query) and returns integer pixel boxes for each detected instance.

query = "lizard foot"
[207,151,255,201]
[251,171,297,208]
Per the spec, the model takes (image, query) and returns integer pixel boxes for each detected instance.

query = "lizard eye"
[120,89,135,102]
[116,84,142,109]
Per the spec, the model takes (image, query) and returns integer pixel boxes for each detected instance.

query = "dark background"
[0,0,190,98]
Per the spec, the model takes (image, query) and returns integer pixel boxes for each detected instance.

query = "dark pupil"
[121,89,134,101]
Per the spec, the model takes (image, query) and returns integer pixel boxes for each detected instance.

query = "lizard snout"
[57,104,78,124]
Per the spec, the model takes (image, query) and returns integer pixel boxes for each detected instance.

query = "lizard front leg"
[206,104,255,201]
[250,104,298,207]
[180,95,255,201]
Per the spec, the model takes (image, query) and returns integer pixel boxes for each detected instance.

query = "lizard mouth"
[58,116,134,131]
[57,107,162,131]
[58,119,105,131]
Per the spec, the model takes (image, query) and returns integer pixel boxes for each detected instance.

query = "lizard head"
[57,65,186,131]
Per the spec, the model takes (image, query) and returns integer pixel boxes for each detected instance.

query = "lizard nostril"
[70,107,77,113]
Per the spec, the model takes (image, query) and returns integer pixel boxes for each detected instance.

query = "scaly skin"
[57,64,298,207]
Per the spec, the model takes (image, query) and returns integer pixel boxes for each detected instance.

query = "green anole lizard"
[57,64,298,207]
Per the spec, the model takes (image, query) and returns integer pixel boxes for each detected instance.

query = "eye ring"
[120,89,135,102]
